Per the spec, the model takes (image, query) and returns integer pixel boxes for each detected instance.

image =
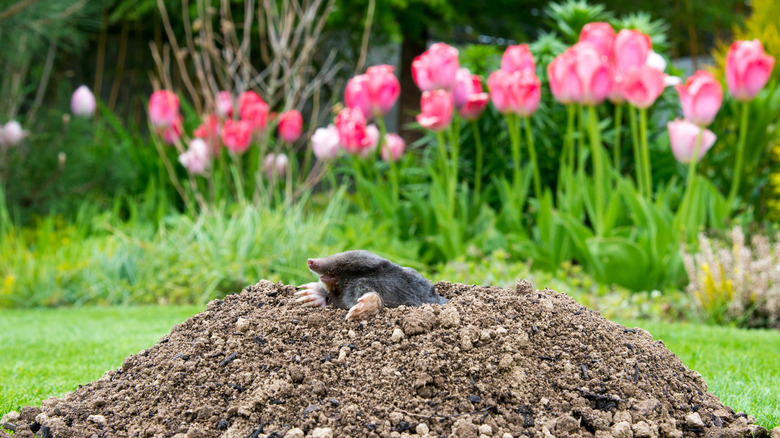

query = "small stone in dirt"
[1,411,19,424]
[415,423,429,436]
[452,418,480,437]
[770,426,780,438]
[284,427,304,438]
[478,424,492,435]
[86,415,106,426]
[467,395,482,404]
[685,412,704,428]
[612,421,632,438]
[391,328,404,343]
[309,427,333,438]
[236,317,251,332]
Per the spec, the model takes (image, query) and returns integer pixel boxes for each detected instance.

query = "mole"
[295,250,448,321]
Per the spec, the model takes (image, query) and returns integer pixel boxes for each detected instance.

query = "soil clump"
[1,280,768,438]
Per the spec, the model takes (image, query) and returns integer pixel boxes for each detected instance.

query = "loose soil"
[1,281,769,438]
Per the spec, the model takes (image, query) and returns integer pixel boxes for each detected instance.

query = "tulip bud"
[1,121,28,147]
[335,107,372,155]
[675,71,723,126]
[216,91,234,118]
[222,119,253,153]
[311,124,341,160]
[667,118,716,164]
[579,22,616,58]
[264,153,289,177]
[412,43,460,91]
[416,90,454,132]
[178,138,211,175]
[726,39,775,101]
[278,110,303,143]
[501,44,536,74]
[381,133,405,162]
[71,85,96,117]
[620,65,665,109]
[148,90,180,127]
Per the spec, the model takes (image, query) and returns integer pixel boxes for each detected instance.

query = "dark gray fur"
[308,250,448,309]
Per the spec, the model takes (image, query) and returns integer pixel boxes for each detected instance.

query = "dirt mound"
[1,281,768,438]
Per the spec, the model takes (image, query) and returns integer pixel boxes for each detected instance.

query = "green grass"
[0,307,777,430]
[0,306,201,415]
[618,319,780,430]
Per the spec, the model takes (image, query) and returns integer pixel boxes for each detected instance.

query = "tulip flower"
[194,114,222,153]
[412,43,459,91]
[667,118,716,164]
[345,65,401,119]
[263,153,289,177]
[416,90,453,132]
[335,107,372,155]
[162,116,183,145]
[311,124,341,160]
[726,39,775,102]
[216,91,233,118]
[361,124,380,158]
[71,86,96,117]
[1,121,27,147]
[549,43,613,106]
[178,138,211,175]
[381,133,405,163]
[676,71,723,126]
[614,29,652,74]
[620,65,665,109]
[501,44,536,74]
[222,119,253,154]
[452,68,479,109]
[459,93,490,121]
[239,96,270,133]
[579,22,616,59]
[148,90,180,128]
[488,69,541,117]
[669,118,717,236]
[725,40,775,205]
[278,110,303,143]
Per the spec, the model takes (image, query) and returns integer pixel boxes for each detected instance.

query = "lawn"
[0,307,777,430]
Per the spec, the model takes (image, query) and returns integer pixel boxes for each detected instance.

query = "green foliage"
[544,0,612,43]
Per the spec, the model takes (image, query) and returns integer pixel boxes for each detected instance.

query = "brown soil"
[1,281,768,438]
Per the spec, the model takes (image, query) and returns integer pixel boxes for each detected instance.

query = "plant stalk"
[629,105,644,196]
[727,101,750,207]
[639,108,653,199]
[525,117,542,198]
[614,103,623,171]
[587,105,605,236]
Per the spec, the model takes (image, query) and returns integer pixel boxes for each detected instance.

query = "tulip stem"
[507,114,522,193]
[524,117,542,198]
[614,103,623,171]
[472,121,483,207]
[565,105,576,173]
[449,120,461,209]
[678,129,703,241]
[587,105,606,236]
[639,108,653,199]
[436,131,453,212]
[629,106,644,196]
[727,101,750,208]
[229,153,246,205]
[0,178,10,238]
[578,105,586,172]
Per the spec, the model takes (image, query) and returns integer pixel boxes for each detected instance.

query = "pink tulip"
[416,90,453,132]
[667,118,717,164]
[366,65,400,115]
[459,93,490,121]
[216,91,233,118]
[726,39,775,101]
[488,69,541,116]
[194,114,222,153]
[178,138,211,175]
[263,153,289,177]
[71,85,96,117]
[412,43,460,91]
[549,43,613,106]
[453,68,479,109]
[620,65,666,109]
[278,110,303,143]
[222,119,253,153]
[1,120,27,147]
[311,124,341,160]
[579,22,616,58]
[501,44,536,74]
[614,29,652,74]
[362,124,380,158]
[675,71,723,126]
[239,93,269,133]
[148,90,180,127]
[345,65,401,118]
[381,133,406,162]
[548,50,582,105]
[335,107,372,155]
[162,116,183,145]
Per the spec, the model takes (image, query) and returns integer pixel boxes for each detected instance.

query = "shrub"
[683,227,780,328]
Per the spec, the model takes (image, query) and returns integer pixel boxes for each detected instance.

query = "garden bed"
[0,281,768,437]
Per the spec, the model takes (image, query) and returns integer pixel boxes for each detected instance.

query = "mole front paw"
[345,292,383,321]
[295,282,327,308]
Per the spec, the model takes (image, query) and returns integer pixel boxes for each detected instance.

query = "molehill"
[0,280,770,438]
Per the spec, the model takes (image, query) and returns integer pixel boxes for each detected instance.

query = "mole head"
[308,250,388,279]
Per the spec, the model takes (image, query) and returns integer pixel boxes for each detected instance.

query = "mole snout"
[307,259,316,269]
